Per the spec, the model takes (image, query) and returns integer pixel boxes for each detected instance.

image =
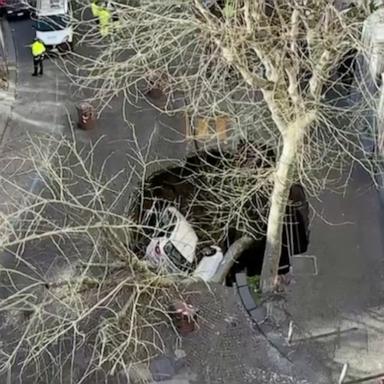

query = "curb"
[0,17,17,146]
[234,272,292,356]
[235,272,268,324]
[234,273,334,383]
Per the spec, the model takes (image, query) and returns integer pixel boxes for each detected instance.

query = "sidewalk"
[145,282,320,384]
[285,166,384,382]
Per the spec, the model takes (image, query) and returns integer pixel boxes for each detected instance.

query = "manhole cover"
[292,255,318,276]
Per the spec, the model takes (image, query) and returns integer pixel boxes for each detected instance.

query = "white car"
[192,245,223,281]
[143,205,223,281]
[33,0,72,51]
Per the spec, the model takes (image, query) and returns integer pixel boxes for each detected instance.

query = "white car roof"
[166,207,197,264]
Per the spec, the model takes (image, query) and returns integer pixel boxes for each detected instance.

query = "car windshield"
[143,208,176,238]
[7,0,28,7]
[36,14,69,31]
[163,241,191,272]
[158,210,176,233]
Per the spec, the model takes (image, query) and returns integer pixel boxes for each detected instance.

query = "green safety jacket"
[223,0,235,18]
[98,8,111,37]
[32,40,46,57]
[91,1,101,17]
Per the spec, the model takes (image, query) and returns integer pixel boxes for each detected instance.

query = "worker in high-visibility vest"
[91,0,101,20]
[31,38,46,77]
[223,0,235,18]
[98,6,111,37]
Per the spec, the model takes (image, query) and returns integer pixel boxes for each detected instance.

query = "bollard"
[169,301,198,336]
[76,102,96,130]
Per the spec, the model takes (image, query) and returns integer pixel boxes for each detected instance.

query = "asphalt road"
[0,15,190,293]
[2,16,189,211]
[0,14,191,277]
[9,17,31,64]
[3,18,68,140]
[0,18,70,213]
[0,17,73,310]
[0,16,192,384]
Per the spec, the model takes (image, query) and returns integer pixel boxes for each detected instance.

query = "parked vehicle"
[192,245,223,281]
[143,204,223,281]
[4,0,30,19]
[32,0,72,51]
[144,206,197,273]
[0,0,6,17]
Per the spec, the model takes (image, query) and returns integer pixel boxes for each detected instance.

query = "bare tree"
[68,0,381,293]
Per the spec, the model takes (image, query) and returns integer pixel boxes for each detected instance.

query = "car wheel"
[57,41,72,54]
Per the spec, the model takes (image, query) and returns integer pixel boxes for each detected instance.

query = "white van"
[143,205,223,281]
[33,0,72,51]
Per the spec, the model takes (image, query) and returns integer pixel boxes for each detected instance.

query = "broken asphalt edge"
[235,273,288,352]
[234,272,333,383]
[0,17,17,146]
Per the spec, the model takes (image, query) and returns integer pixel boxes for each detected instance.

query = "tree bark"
[260,113,316,293]
[210,236,254,284]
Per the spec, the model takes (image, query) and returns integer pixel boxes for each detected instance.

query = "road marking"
[339,363,348,384]
[10,111,65,132]
[54,75,58,130]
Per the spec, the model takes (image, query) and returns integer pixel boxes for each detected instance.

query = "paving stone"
[249,306,267,324]
[235,272,248,287]
[238,285,257,311]
[166,282,329,383]
[150,356,176,381]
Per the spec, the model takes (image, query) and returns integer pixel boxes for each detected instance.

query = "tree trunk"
[211,236,254,284]
[260,114,315,294]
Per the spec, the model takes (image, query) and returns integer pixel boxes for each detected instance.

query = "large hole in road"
[134,147,310,283]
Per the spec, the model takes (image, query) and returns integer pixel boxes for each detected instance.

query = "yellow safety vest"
[98,9,111,37]
[91,1,100,17]
[32,41,46,57]
[223,0,235,18]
